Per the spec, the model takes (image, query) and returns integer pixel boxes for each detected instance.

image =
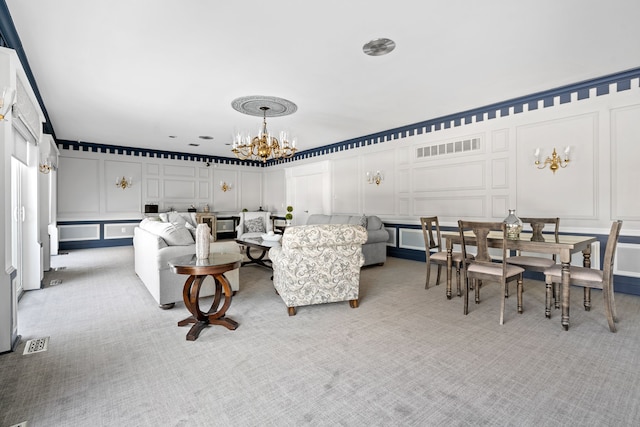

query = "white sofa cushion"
[139,218,194,246]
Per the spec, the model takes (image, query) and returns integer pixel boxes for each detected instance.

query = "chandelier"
[231,106,297,163]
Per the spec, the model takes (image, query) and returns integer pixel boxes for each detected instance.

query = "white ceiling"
[6,0,640,159]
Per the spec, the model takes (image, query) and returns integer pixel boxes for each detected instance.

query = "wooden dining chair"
[458,221,525,325]
[420,216,465,296]
[505,217,560,300]
[543,220,623,332]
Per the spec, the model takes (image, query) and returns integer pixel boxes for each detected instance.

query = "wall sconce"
[0,87,16,120]
[534,147,570,174]
[220,181,232,192]
[116,176,133,189]
[39,159,52,174]
[366,171,383,186]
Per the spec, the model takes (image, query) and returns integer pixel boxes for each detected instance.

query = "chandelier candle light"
[231,106,297,163]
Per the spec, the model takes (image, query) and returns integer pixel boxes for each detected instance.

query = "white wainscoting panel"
[492,129,509,152]
[413,161,485,192]
[262,168,285,213]
[198,181,210,199]
[163,164,196,177]
[363,150,395,215]
[58,157,100,214]
[397,168,410,193]
[615,244,640,278]
[240,171,263,210]
[198,167,210,179]
[491,158,509,189]
[105,160,141,213]
[399,228,425,251]
[59,224,100,242]
[516,113,598,219]
[165,180,196,199]
[611,105,640,220]
[146,163,159,175]
[104,222,139,239]
[414,196,485,218]
[332,155,360,214]
[213,169,239,212]
[491,195,509,218]
[146,178,160,199]
[385,227,396,246]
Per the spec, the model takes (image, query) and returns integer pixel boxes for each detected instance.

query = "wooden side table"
[169,253,242,341]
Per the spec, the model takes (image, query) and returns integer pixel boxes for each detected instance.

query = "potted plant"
[285,205,293,225]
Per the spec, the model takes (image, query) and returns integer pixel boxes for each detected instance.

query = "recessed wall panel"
[414,196,485,218]
[58,157,100,214]
[165,180,196,198]
[414,161,485,192]
[611,105,640,220]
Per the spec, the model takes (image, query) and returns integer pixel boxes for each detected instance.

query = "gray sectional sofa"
[306,214,388,266]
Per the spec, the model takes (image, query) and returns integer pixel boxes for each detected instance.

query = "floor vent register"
[23,337,49,355]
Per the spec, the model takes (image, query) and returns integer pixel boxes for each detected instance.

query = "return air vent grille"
[416,137,480,159]
[23,337,49,355]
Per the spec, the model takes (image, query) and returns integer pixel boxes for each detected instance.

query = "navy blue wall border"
[58,220,137,250]
[383,222,640,297]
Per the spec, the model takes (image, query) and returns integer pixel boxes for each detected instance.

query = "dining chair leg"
[517,276,523,314]
[425,262,431,289]
[499,281,507,325]
[475,279,481,304]
[545,281,553,318]
[455,265,462,297]
[583,288,592,311]
[553,283,560,309]
[435,265,442,287]
[602,282,617,333]
[610,286,618,322]
[464,277,470,315]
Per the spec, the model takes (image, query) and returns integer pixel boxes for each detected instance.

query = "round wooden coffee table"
[169,253,243,341]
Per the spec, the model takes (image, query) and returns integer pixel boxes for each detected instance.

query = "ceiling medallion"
[362,38,396,56]
[231,96,298,163]
[231,95,297,117]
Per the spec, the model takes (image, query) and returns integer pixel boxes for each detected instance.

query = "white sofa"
[133,212,240,309]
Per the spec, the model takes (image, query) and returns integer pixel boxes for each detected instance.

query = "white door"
[11,157,24,296]
[291,173,327,225]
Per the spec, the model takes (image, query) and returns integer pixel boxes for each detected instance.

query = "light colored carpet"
[1,246,640,426]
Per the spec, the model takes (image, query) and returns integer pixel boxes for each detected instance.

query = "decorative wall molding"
[55,68,640,167]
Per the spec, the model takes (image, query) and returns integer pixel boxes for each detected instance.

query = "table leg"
[582,247,592,311]
[242,246,272,269]
[561,261,571,331]
[446,240,453,300]
[178,273,238,341]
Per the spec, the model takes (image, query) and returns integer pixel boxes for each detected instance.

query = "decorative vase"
[503,209,523,239]
[195,223,210,259]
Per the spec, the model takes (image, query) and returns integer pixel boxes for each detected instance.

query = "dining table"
[442,231,597,330]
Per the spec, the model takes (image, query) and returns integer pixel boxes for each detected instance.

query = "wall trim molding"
[55,67,640,167]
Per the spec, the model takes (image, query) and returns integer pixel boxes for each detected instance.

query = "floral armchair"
[268,224,368,316]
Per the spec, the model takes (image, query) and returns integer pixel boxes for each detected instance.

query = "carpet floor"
[1,246,639,426]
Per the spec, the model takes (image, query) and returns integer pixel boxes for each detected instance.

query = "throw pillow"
[359,214,368,229]
[142,220,194,246]
[185,221,197,239]
[244,217,265,233]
